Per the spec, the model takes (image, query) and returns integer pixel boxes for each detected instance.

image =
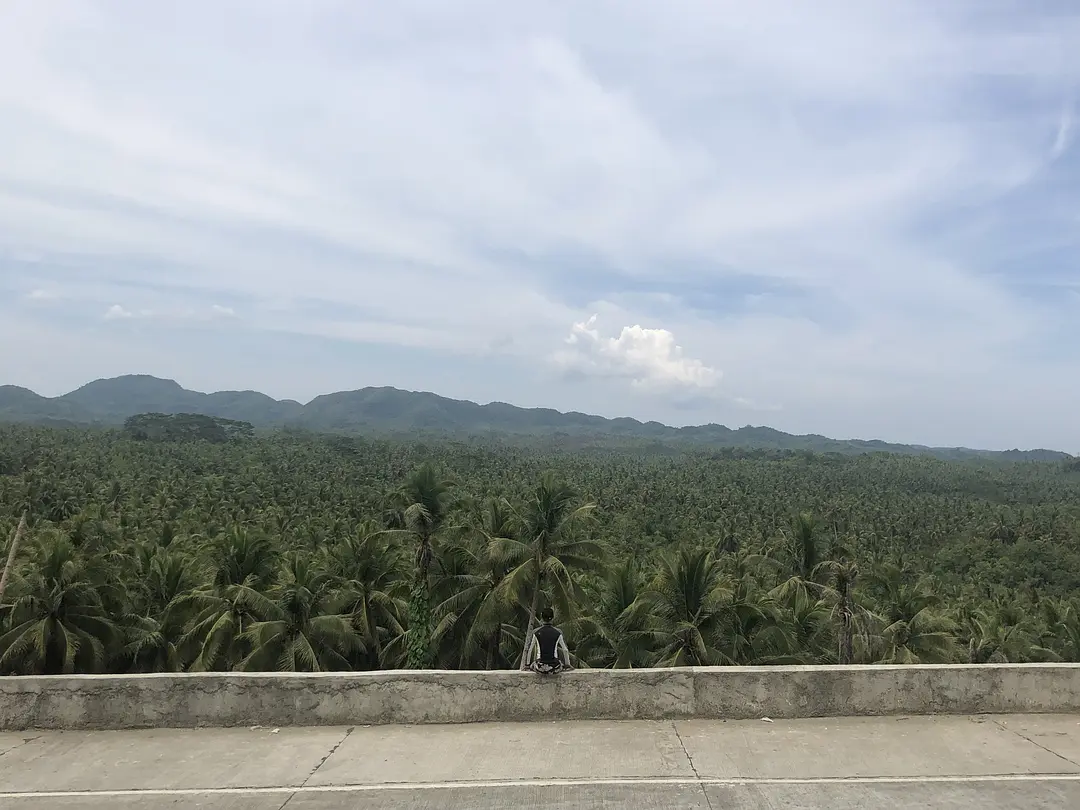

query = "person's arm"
[524,634,538,666]
[556,633,572,668]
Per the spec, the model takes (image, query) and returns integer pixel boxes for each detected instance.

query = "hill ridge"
[0,374,1070,462]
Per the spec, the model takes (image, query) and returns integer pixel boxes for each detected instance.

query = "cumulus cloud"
[554,315,720,390]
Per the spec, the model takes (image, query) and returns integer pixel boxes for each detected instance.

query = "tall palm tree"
[576,559,658,668]
[323,522,406,669]
[494,474,602,669]
[865,563,959,663]
[393,463,453,669]
[643,545,736,667]
[237,554,361,671]
[120,614,184,673]
[817,557,863,664]
[1040,598,1080,661]
[790,513,826,580]
[773,582,830,664]
[957,600,1056,663]
[0,531,119,674]
[175,527,278,671]
[114,544,195,673]
[716,559,787,665]
[130,544,197,617]
[431,498,522,669]
[774,512,828,603]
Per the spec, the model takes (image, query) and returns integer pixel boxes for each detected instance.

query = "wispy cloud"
[102,303,237,322]
[1052,102,1075,160]
[1,1,1079,449]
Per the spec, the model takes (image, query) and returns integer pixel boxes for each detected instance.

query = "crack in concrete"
[299,726,355,788]
[992,719,1080,771]
[672,721,715,810]
[271,725,356,809]
[0,735,41,759]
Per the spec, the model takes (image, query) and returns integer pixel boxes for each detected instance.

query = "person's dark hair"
[539,607,555,623]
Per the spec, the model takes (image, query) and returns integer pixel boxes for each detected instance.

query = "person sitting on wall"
[524,607,573,674]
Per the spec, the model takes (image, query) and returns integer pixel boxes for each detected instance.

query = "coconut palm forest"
[3,415,1080,675]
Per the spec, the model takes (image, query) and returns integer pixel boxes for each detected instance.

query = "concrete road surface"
[2,715,1080,808]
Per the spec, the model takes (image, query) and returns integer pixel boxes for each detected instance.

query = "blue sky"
[1,0,1079,451]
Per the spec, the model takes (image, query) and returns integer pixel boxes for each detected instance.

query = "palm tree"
[130,544,197,617]
[774,581,831,664]
[817,557,863,664]
[643,545,735,667]
[715,560,787,665]
[494,474,602,669]
[865,563,959,663]
[576,559,658,668]
[175,527,278,671]
[1040,598,1080,661]
[323,522,406,669]
[957,600,1057,663]
[393,463,453,669]
[237,554,361,671]
[114,544,195,673]
[774,512,828,603]
[120,614,184,673]
[0,531,119,674]
[431,498,522,669]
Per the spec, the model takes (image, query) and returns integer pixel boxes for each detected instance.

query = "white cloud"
[554,315,720,391]
[177,304,238,320]
[1051,102,1075,160]
[1,1,1080,449]
[102,303,238,323]
[25,288,58,300]
[103,305,154,320]
[103,304,135,320]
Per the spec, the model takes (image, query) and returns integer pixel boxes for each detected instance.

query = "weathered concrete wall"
[2,664,1079,730]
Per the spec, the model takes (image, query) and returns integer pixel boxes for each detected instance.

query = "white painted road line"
[5,773,1080,799]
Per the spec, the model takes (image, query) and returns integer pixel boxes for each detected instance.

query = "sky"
[1,1,1079,452]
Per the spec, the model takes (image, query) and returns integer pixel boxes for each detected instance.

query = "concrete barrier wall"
[2,664,1080,730]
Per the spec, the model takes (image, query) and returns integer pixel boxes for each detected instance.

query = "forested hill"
[0,373,1069,462]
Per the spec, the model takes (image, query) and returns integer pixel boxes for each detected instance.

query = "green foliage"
[123,413,254,443]
[2,375,1072,462]
[3,422,1080,674]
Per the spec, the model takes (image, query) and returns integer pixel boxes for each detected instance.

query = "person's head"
[539,607,555,624]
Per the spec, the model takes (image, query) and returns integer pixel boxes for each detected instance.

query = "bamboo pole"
[0,512,28,606]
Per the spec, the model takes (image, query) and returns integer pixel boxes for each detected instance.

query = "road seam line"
[991,719,1080,770]
[5,773,1080,797]
[672,721,714,810]
[0,736,41,760]
[274,724,355,809]
[301,726,354,787]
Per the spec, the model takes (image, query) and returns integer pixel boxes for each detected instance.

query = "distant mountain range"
[0,374,1070,462]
